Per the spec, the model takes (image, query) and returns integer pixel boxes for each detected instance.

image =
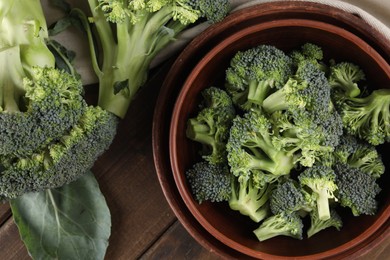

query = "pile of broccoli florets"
[185,43,388,241]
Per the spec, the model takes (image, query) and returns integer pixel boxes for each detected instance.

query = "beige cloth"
[41,0,390,85]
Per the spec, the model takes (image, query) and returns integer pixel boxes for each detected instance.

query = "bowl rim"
[169,18,390,259]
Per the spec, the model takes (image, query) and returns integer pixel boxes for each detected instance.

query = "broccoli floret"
[186,87,235,164]
[262,61,331,121]
[270,179,316,216]
[269,110,338,167]
[189,0,230,23]
[0,106,117,200]
[229,177,274,223]
[225,45,293,111]
[334,164,381,216]
[226,109,294,188]
[253,212,303,241]
[289,43,327,72]
[328,61,365,98]
[334,134,385,178]
[307,208,342,238]
[298,165,338,220]
[335,89,390,145]
[186,161,231,203]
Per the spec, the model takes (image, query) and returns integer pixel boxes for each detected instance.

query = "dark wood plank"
[0,218,30,260]
[0,203,11,226]
[140,221,222,260]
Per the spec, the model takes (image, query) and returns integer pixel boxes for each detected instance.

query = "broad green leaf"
[10,171,111,260]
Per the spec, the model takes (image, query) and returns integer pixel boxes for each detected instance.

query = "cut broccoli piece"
[253,212,303,241]
[270,179,316,216]
[335,89,390,145]
[307,208,342,238]
[186,161,231,203]
[298,165,338,220]
[334,163,381,216]
[186,87,235,164]
[229,177,274,223]
[328,61,365,98]
[289,43,327,72]
[226,109,294,188]
[334,134,385,178]
[225,45,293,111]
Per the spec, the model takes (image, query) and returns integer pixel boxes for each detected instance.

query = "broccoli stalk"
[307,208,342,238]
[229,177,273,223]
[298,165,338,220]
[68,0,229,118]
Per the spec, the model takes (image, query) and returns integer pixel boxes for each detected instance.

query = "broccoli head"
[0,106,118,200]
[186,87,235,164]
[225,45,293,111]
[189,0,230,23]
[334,163,381,216]
[298,165,338,220]
[186,161,231,204]
[253,212,303,241]
[289,43,327,72]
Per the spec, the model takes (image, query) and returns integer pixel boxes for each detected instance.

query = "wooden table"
[0,60,388,259]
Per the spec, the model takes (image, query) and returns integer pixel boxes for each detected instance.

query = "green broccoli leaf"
[9,171,111,260]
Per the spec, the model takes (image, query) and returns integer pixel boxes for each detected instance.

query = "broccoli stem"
[262,88,288,114]
[0,46,25,112]
[316,189,331,220]
[85,1,185,118]
[247,80,271,105]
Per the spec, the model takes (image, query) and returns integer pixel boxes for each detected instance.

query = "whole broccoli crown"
[270,180,307,215]
[307,208,342,238]
[98,0,201,25]
[0,67,86,156]
[253,212,303,241]
[298,165,337,195]
[338,89,390,145]
[328,61,365,98]
[0,106,118,200]
[334,164,381,216]
[186,161,231,203]
[189,0,230,23]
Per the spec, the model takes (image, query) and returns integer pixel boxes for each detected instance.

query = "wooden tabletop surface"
[0,60,388,259]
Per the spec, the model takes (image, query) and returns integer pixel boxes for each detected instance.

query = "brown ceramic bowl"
[153,2,390,259]
[169,18,390,259]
